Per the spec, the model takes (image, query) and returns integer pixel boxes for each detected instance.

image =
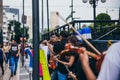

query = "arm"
[55,56,75,67]
[16,45,20,57]
[79,53,96,80]
[2,48,6,60]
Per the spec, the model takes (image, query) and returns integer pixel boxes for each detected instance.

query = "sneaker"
[2,72,4,75]
[11,74,13,77]
[14,72,16,75]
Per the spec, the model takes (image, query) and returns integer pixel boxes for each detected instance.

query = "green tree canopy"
[96,13,112,27]
[8,20,29,43]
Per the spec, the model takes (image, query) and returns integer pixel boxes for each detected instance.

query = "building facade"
[0,0,3,43]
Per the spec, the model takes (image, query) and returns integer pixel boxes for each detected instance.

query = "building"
[2,10,10,42]
[27,16,32,39]
[50,11,59,29]
[0,0,3,43]
[0,0,3,29]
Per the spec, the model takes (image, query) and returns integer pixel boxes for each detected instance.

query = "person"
[0,43,4,75]
[48,32,60,80]
[51,30,69,80]
[53,30,70,55]
[40,32,60,80]
[9,39,20,77]
[3,42,10,64]
[54,35,79,80]
[79,41,120,80]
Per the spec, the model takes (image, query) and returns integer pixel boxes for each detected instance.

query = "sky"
[3,0,120,30]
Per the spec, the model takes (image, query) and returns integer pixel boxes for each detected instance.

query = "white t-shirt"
[97,42,120,80]
[40,44,49,60]
[40,43,53,61]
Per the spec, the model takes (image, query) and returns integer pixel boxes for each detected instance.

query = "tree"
[96,13,112,27]
[8,20,29,43]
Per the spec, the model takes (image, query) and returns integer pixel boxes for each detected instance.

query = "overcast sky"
[3,0,120,29]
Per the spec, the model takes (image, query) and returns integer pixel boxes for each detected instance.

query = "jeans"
[5,52,9,64]
[10,57,19,74]
[0,59,4,74]
[51,69,58,80]
[58,71,67,80]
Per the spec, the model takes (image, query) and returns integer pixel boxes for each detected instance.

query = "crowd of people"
[0,39,31,77]
[40,30,120,80]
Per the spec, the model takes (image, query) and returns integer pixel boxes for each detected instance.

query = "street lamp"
[82,0,106,33]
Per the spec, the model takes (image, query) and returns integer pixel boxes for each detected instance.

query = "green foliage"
[96,13,113,27]
[8,20,29,43]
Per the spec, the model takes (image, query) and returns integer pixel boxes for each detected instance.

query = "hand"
[68,72,77,80]
[54,57,58,61]
[16,54,19,57]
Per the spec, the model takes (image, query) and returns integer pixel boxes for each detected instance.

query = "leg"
[10,57,15,76]
[51,69,58,80]
[5,52,9,64]
[57,71,67,80]
[14,57,19,75]
[0,59,4,75]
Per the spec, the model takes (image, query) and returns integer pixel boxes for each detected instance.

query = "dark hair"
[11,38,16,42]
[67,35,81,47]
[60,30,69,38]
[50,32,60,37]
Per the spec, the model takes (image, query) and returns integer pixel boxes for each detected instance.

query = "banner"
[40,50,51,80]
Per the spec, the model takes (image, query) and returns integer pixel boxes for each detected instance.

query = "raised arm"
[79,52,96,80]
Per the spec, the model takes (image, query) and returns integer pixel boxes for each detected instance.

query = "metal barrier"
[42,20,119,40]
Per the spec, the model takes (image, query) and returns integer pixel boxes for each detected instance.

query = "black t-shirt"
[57,51,79,74]
[53,39,67,55]
[9,44,18,57]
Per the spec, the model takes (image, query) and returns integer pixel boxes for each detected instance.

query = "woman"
[55,35,80,80]
[3,42,10,64]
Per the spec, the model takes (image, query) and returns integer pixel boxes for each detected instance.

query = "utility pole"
[46,0,49,33]
[71,0,73,21]
[22,0,25,67]
[32,0,40,80]
[70,0,75,21]
[118,7,120,25]
[93,0,96,33]
[41,0,44,33]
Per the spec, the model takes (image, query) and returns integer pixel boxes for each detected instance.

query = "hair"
[50,32,60,37]
[67,35,81,47]
[60,30,69,38]
[11,38,16,42]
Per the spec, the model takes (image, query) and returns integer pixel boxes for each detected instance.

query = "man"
[79,41,120,80]
[53,31,69,80]
[9,39,20,77]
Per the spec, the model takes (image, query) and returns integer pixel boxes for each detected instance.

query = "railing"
[42,20,119,40]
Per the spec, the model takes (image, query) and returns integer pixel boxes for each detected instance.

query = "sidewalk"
[19,56,32,80]
[0,62,19,80]
[0,56,32,80]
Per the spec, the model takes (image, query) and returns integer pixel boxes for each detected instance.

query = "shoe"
[2,72,4,75]
[14,72,16,75]
[11,73,13,77]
